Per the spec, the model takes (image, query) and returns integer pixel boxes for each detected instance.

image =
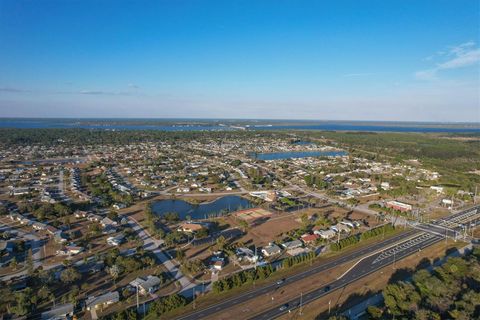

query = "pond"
[152,195,254,220]
[250,150,347,161]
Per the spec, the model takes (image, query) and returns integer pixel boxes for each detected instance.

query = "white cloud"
[79,90,130,96]
[437,48,480,70]
[415,41,480,80]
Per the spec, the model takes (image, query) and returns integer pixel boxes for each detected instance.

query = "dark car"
[324,285,331,292]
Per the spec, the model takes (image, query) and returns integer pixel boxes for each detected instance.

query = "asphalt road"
[175,205,480,320]
[175,228,420,320]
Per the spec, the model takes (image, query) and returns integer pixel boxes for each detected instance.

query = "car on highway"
[279,304,289,311]
[276,278,285,285]
[324,285,331,292]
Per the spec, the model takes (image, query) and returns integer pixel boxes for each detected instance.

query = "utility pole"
[136,285,139,311]
[299,292,303,315]
[193,288,196,309]
[474,186,478,205]
[445,226,448,247]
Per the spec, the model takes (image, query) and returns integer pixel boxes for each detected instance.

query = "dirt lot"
[223,205,356,247]
[424,207,451,221]
[227,213,301,247]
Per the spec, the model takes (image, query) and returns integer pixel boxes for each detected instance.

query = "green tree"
[10,288,35,316]
[60,267,81,284]
[10,256,18,270]
[176,249,186,262]
[367,305,383,319]
[383,281,420,317]
[216,235,226,251]
[26,248,34,275]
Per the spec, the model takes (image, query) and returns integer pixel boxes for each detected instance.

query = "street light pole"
[393,247,396,269]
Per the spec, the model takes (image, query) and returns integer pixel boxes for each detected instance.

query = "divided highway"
[175,205,480,320]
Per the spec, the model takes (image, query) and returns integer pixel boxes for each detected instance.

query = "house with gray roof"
[85,291,119,310]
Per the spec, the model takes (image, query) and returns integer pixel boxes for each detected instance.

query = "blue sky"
[0,0,479,121]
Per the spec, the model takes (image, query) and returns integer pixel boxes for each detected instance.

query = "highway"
[253,205,480,319]
[175,205,480,320]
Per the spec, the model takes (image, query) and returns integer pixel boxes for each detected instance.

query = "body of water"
[0,118,479,133]
[0,119,231,131]
[152,195,253,220]
[250,150,347,160]
[254,124,480,133]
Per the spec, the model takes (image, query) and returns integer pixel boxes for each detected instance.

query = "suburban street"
[0,220,44,281]
[125,216,199,295]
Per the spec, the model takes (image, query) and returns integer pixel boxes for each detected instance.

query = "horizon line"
[0,117,479,125]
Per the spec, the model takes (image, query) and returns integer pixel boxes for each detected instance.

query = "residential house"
[235,247,259,263]
[85,291,119,310]
[46,225,59,236]
[314,229,336,240]
[101,217,117,228]
[281,240,303,250]
[65,245,84,255]
[130,276,161,295]
[261,244,282,257]
[54,231,68,243]
[107,234,125,246]
[87,213,102,222]
[74,210,88,218]
[300,233,319,244]
[212,259,224,271]
[178,223,204,233]
[32,222,48,231]
[340,220,355,228]
[113,203,126,210]
[41,303,74,320]
[331,224,350,234]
